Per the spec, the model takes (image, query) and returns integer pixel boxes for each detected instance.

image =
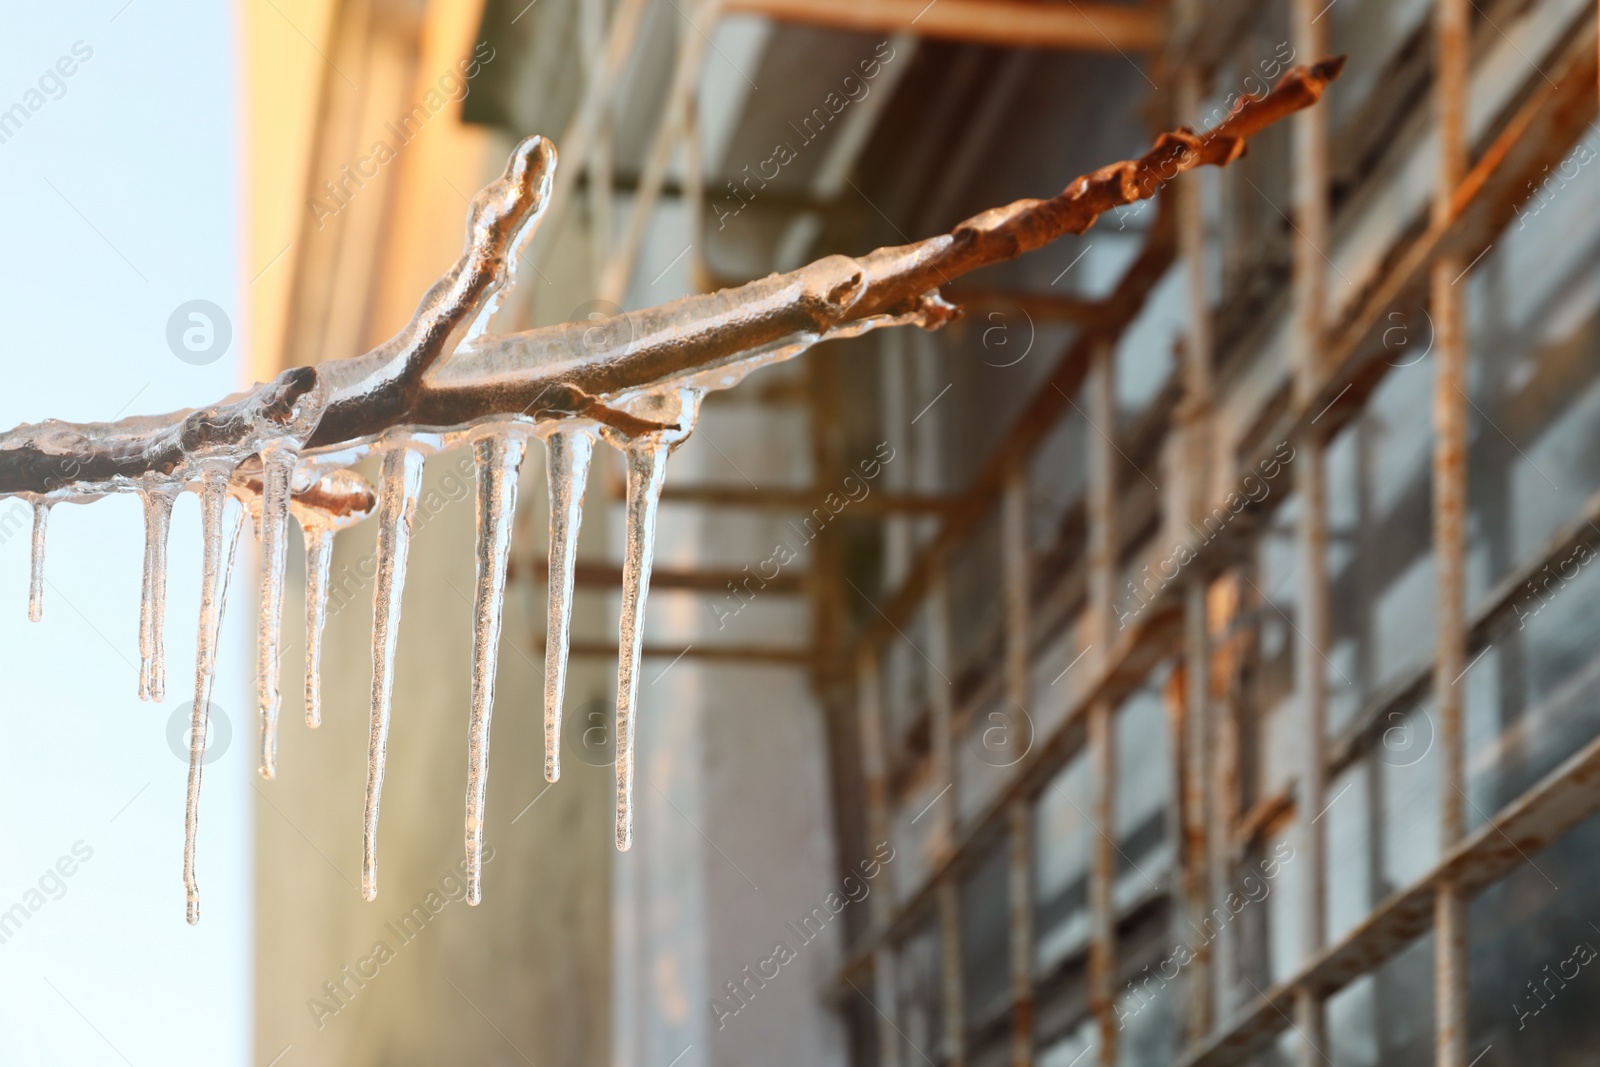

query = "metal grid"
[331,0,1600,1058]
[824,1,1600,1065]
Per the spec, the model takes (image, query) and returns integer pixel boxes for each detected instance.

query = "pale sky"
[0,4,252,1065]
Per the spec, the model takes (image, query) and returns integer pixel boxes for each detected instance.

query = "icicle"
[465,433,525,905]
[364,446,425,901]
[292,467,376,728]
[255,446,297,780]
[138,487,177,702]
[27,501,49,622]
[185,465,245,925]
[542,429,594,784]
[301,520,334,728]
[614,438,670,852]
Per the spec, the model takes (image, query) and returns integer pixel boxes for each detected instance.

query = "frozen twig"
[0,58,1342,914]
[0,59,1343,503]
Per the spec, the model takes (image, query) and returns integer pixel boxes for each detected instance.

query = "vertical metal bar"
[1289,0,1331,1058]
[927,573,964,1066]
[1176,61,1216,1047]
[872,946,902,1067]
[1433,0,1471,1063]
[1291,0,1330,407]
[1008,799,1033,1066]
[1087,336,1118,658]
[1085,334,1118,1063]
[1182,581,1213,1041]
[857,650,901,1067]
[521,0,653,312]
[1002,467,1031,710]
[598,0,720,303]
[683,94,705,291]
[1001,466,1033,1065]
[928,572,958,852]
[1089,696,1118,1064]
[578,0,609,280]
[1176,68,1214,422]
[881,330,914,587]
[1207,579,1240,1025]
[1292,440,1329,1058]
[857,650,891,885]
[939,880,966,1067]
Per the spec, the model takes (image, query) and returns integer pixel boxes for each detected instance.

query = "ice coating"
[603,388,700,852]
[27,501,49,622]
[465,432,525,904]
[364,446,425,901]
[613,439,668,851]
[0,65,1346,917]
[138,486,178,701]
[301,521,333,727]
[541,428,595,783]
[256,446,297,779]
[185,466,245,925]
[286,468,377,728]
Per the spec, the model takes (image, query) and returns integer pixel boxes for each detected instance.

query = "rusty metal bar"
[856,650,901,1067]
[838,17,1599,1064]
[563,641,810,664]
[1176,73,1214,424]
[944,288,1104,325]
[1007,798,1033,1066]
[1289,0,1330,1059]
[1328,482,1600,777]
[1433,0,1471,1063]
[859,648,892,882]
[1291,439,1329,1062]
[1000,466,1032,1064]
[653,484,960,515]
[1180,709,1600,1067]
[682,91,707,293]
[1087,337,1118,657]
[1315,3,1597,425]
[1207,581,1240,1027]
[1085,334,1119,1064]
[939,880,966,1067]
[596,0,716,304]
[1174,57,1216,1044]
[872,947,902,1067]
[1002,468,1031,715]
[721,0,1163,52]
[856,210,1179,656]
[1291,0,1330,407]
[521,0,651,310]
[928,572,959,853]
[577,0,609,283]
[1163,0,1262,77]
[1181,580,1213,1038]
[1088,696,1117,1064]
[926,571,965,1065]
[513,558,807,594]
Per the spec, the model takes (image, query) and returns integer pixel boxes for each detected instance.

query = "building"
[247,0,1600,1063]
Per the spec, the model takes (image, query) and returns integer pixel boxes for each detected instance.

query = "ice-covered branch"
[0,58,1342,495]
[0,59,1342,920]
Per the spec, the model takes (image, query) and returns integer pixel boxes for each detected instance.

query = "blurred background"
[0,0,1598,1064]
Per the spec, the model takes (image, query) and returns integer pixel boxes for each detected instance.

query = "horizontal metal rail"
[722,0,1164,52]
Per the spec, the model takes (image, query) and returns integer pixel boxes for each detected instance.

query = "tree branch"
[0,59,1343,513]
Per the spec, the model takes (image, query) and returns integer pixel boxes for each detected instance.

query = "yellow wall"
[245,0,495,383]
[245,0,339,385]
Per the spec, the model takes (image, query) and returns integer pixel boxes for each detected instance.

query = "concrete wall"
[253,444,616,1066]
